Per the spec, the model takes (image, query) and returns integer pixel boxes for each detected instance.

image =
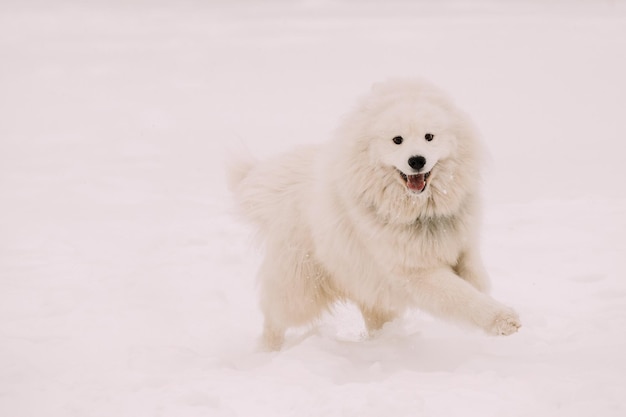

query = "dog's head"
[334,78,484,222]
[368,97,457,195]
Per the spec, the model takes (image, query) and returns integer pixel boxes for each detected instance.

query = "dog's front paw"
[489,307,521,336]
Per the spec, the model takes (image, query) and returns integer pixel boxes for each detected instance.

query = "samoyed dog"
[230,78,521,350]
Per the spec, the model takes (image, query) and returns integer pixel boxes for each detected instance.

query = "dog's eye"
[392,136,403,145]
[425,133,434,141]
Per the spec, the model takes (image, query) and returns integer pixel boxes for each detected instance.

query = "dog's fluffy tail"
[227,152,273,242]
[226,153,255,193]
[226,151,268,230]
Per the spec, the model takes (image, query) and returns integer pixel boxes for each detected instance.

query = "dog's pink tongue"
[407,174,426,192]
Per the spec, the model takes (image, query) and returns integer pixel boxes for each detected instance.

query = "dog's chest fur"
[366,213,467,275]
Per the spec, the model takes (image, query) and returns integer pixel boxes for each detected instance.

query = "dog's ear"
[359,79,408,114]
[371,77,432,95]
[369,78,407,99]
[370,80,390,94]
[365,78,442,114]
[453,110,491,171]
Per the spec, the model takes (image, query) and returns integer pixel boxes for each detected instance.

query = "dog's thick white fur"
[230,78,521,350]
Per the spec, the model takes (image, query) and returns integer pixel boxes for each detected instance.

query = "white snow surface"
[1,1,626,416]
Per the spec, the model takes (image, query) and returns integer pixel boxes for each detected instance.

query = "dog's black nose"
[408,155,426,171]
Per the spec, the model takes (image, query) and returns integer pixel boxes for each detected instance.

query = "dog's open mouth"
[398,170,431,193]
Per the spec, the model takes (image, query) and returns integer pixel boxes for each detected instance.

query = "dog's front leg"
[409,267,521,336]
[454,248,491,293]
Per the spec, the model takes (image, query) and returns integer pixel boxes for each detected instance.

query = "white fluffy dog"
[230,78,521,350]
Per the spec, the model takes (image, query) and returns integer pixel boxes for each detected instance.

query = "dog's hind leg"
[258,243,335,350]
[261,319,286,351]
[358,305,397,335]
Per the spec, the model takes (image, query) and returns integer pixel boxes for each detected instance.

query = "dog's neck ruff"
[343,163,469,226]
[356,187,441,226]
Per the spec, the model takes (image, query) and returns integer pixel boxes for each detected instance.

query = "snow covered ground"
[1,1,626,416]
